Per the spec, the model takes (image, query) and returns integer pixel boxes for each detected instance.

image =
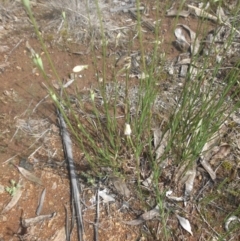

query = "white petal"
[72,65,88,73]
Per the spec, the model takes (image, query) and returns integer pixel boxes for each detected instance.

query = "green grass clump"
[21,0,240,239]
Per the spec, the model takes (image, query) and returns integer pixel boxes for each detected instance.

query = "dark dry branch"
[58,109,84,241]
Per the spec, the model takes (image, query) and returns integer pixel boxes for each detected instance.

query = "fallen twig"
[2,154,18,165]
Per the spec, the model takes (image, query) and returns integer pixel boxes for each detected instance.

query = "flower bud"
[124,123,132,136]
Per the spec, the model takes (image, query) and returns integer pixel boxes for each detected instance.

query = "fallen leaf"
[36,188,46,215]
[22,212,56,228]
[16,166,43,185]
[1,180,23,214]
[177,24,200,55]
[99,189,115,203]
[141,206,160,221]
[123,206,160,226]
[174,28,190,52]
[176,214,193,236]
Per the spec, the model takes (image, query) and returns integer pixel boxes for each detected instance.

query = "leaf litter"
[16,165,43,185]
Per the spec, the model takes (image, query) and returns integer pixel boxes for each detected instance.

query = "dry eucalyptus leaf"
[16,166,43,185]
[176,214,193,236]
[99,189,115,203]
[112,177,131,198]
[36,188,46,216]
[141,206,160,221]
[174,28,190,52]
[1,181,23,214]
[22,212,56,228]
[177,24,200,55]
[123,206,160,226]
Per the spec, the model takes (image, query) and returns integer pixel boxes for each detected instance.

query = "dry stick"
[32,94,49,113]
[128,10,155,32]
[58,110,84,241]
[28,145,43,159]
[64,204,70,241]
[2,154,18,165]
[5,39,24,63]
[94,188,100,241]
